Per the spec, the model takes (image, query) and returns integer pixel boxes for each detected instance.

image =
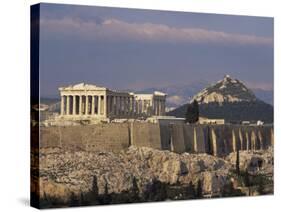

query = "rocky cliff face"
[192,75,257,104]
[38,146,273,206]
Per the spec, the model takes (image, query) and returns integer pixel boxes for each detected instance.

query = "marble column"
[156,100,158,115]
[115,96,118,115]
[154,100,157,115]
[128,97,130,115]
[116,96,120,115]
[159,100,162,115]
[110,96,114,115]
[123,97,126,115]
[104,95,107,117]
[156,99,160,116]
[85,95,89,115]
[119,96,123,115]
[111,96,114,115]
[136,100,139,115]
[116,96,119,116]
[98,96,101,115]
[138,100,141,115]
[73,95,76,115]
[124,97,127,115]
[135,98,137,115]
[130,97,133,115]
[66,95,70,115]
[129,97,131,115]
[129,97,132,115]
[119,96,122,115]
[60,95,64,115]
[124,97,126,114]
[79,95,82,115]
[133,97,135,115]
[158,100,160,115]
[128,97,132,115]
[91,95,95,115]
[159,100,161,116]
[106,96,109,115]
[124,97,128,115]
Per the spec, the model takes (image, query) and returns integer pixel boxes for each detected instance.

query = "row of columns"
[134,99,165,116]
[61,95,105,116]
[106,95,134,116]
[61,94,166,117]
[154,99,165,116]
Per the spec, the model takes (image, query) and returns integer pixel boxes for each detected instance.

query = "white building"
[59,83,166,121]
[147,116,185,125]
[198,116,225,125]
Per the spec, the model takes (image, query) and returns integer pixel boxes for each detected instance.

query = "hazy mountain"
[167,75,273,123]
[135,81,208,111]
[252,88,273,105]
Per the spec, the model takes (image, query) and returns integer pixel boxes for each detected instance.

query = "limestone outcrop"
[226,147,274,176]
[38,146,273,203]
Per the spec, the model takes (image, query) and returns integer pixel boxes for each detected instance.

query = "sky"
[37,3,274,97]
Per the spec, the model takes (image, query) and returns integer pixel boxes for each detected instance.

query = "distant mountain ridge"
[167,75,273,123]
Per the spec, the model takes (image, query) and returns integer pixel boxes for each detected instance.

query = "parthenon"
[59,83,166,121]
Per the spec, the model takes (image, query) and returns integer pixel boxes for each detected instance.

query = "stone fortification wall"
[162,124,273,156]
[40,123,274,156]
[40,123,130,152]
[130,122,162,149]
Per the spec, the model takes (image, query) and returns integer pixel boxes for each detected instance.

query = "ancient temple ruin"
[59,83,166,121]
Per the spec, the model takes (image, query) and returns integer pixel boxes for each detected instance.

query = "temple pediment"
[59,83,107,91]
[154,91,167,96]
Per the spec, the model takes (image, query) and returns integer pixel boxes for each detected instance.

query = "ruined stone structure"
[59,83,166,121]
[40,123,274,156]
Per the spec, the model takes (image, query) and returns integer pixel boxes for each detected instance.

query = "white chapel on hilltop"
[59,83,166,121]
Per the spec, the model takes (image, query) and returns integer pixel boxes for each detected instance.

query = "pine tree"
[185,100,199,124]
[91,175,99,200]
[196,179,203,198]
[257,180,265,195]
[102,182,112,204]
[244,168,250,187]
[69,192,79,207]
[131,176,140,202]
[188,181,196,198]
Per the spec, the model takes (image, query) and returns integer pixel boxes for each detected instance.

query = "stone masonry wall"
[40,123,274,156]
[130,122,162,149]
[40,123,130,152]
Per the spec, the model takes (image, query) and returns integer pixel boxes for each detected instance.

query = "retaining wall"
[40,123,130,152]
[130,122,162,149]
[40,123,274,156]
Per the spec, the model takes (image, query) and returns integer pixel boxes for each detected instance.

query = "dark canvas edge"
[30,3,40,209]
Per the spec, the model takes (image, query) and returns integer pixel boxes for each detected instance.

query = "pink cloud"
[41,17,273,46]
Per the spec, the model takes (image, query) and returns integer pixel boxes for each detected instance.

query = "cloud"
[246,81,273,91]
[40,17,273,46]
[166,95,186,105]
